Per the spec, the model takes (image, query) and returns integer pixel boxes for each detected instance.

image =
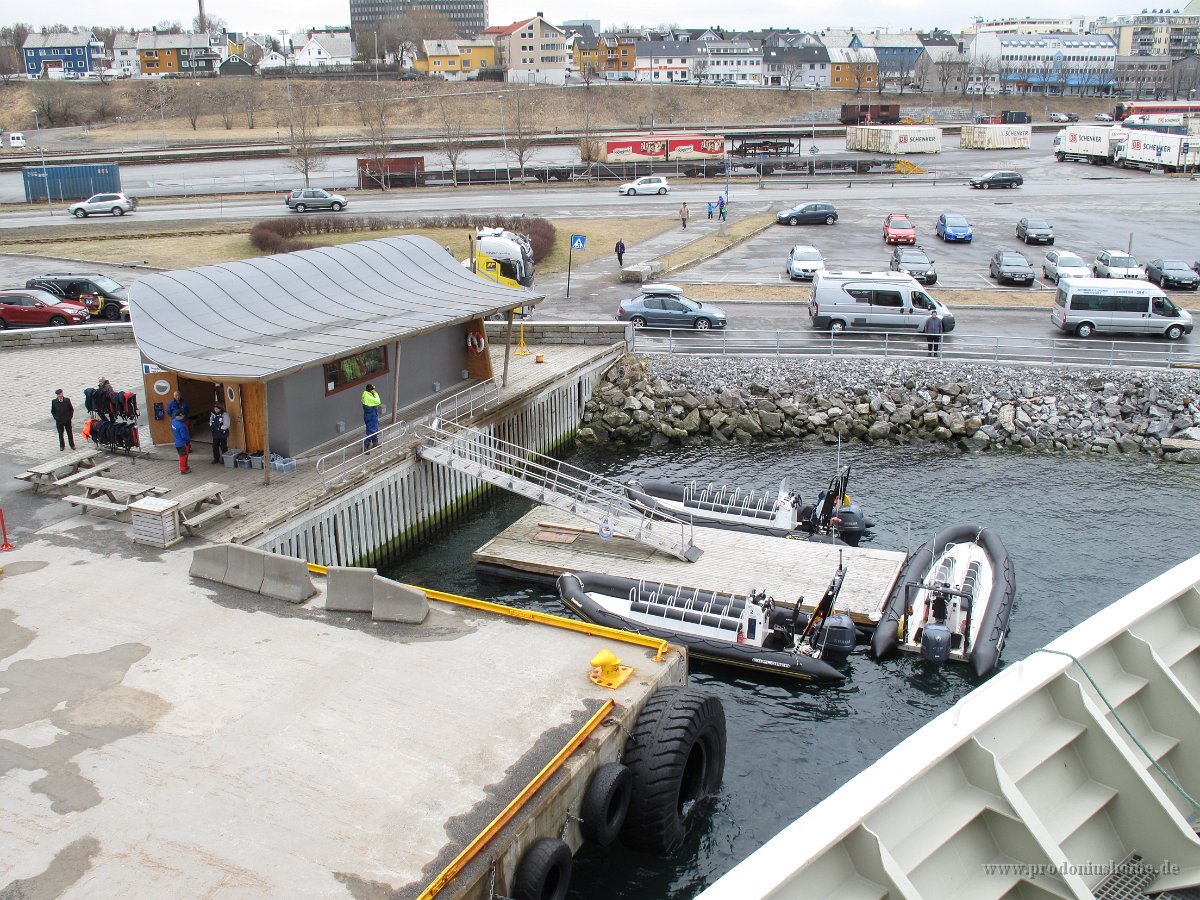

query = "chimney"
[198,0,207,32]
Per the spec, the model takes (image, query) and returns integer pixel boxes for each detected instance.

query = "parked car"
[616,284,727,330]
[786,245,827,280]
[0,290,90,329]
[1145,258,1200,290]
[618,175,669,195]
[1016,217,1054,245]
[1092,249,1145,279]
[969,170,1023,189]
[776,202,838,226]
[68,192,137,218]
[8,132,25,148]
[1042,250,1091,283]
[935,212,974,243]
[989,250,1036,285]
[1094,113,1114,122]
[1049,112,1070,123]
[888,247,937,284]
[1066,113,1080,122]
[285,188,347,212]
[883,213,916,244]
[25,273,129,320]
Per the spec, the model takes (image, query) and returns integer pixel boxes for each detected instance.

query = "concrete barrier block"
[189,544,230,584]
[371,576,429,624]
[224,545,267,594]
[619,265,650,283]
[325,565,377,612]
[260,553,317,604]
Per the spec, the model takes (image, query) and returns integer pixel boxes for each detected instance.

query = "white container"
[959,124,1032,150]
[845,125,942,155]
[1112,131,1199,172]
[1053,125,1116,161]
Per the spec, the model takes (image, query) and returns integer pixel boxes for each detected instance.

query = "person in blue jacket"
[171,412,191,474]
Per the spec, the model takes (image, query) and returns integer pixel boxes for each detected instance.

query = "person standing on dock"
[362,383,382,453]
[51,388,75,451]
[209,404,231,464]
[614,238,625,267]
[679,202,689,229]
[171,412,191,474]
[922,309,943,357]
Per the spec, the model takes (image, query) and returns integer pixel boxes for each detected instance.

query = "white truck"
[1111,131,1198,173]
[1053,125,1117,164]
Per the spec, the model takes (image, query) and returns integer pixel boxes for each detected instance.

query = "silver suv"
[285,188,348,212]
[68,192,137,218]
[1093,249,1145,279]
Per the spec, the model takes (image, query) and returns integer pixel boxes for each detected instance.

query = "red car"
[883,214,917,245]
[0,289,91,329]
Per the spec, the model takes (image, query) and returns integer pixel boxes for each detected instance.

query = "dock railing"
[434,375,504,426]
[315,418,411,485]
[630,327,1200,370]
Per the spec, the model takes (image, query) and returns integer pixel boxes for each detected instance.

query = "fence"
[629,327,1200,370]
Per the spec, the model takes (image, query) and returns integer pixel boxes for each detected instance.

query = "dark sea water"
[385,441,1200,899]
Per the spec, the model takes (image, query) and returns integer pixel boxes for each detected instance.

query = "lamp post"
[374,32,379,81]
[31,108,40,132]
[36,146,53,216]
[498,94,511,190]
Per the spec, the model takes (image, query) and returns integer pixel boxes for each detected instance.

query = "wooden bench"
[64,496,130,516]
[181,496,247,532]
[51,459,119,490]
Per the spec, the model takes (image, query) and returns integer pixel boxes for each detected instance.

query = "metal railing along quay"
[629,328,1200,370]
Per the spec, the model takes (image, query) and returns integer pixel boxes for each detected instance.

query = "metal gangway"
[417,420,703,562]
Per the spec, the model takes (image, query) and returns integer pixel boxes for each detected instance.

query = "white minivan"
[1051,277,1193,340]
[809,271,955,333]
[8,132,25,148]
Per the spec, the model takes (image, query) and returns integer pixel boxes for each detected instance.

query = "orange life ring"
[467,330,487,354]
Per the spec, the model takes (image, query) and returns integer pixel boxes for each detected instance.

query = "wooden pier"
[474,507,908,624]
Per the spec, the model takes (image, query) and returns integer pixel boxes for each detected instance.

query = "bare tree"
[936,54,967,94]
[0,44,19,82]
[779,62,806,90]
[192,12,227,32]
[506,90,540,182]
[287,83,326,187]
[913,54,934,93]
[242,42,264,67]
[209,80,241,129]
[357,84,393,189]
[846,48,875,96]
[30,81,82,125]
[1,23,32,54]
[433,96,468,184]
[973,54,999,98]
[241,78,262,128]
[691,56,709,84]
[178,80,208,130]
[385,8,458,70]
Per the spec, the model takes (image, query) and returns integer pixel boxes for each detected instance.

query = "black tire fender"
[580,762,632,847]
[513,837,572,900]
[620,686,726,855]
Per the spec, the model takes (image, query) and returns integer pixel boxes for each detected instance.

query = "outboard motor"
[816,613,857,665]
[920,623,953,664]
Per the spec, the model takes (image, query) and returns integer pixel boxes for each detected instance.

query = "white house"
[293,34,353,68]
[112,32,139,76]
[257,50,288,69]
[697,39,763,84]
[482,15,569,85]
[632,41,698,81]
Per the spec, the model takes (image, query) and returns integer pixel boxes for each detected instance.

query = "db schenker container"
[22,162,122,203]
[356,156,425,188]
[845,126,943,154]
[959,124,1032,150]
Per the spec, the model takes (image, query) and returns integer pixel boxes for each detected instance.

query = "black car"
[989,250,1035,285]
[970,170,1023,189]
[1016,217,1054,245]
[1145,258,1199,290]
[776,202,838,226]
[25,272,129,320]
[888,246,937,284]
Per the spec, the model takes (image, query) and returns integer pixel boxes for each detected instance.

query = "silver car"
[1042,250,1090,283]
[1093,249,1145,279]
[69,192,137,218]
[285,188,348,212]
[786,245,827,280]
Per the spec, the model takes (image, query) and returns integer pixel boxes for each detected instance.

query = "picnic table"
[13,448,110,493]
[63,476,169,517]
[169,481,247,533]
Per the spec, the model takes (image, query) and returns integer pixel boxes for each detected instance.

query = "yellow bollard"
[589,649,633,689]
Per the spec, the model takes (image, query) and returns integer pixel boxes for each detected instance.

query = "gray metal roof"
[129,235,544,382]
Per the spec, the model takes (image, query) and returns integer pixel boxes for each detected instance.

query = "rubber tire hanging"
[512,837,572,900]
[580,762,632,847]
[620,686,726,855]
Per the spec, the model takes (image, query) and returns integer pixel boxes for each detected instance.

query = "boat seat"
[632,599,740,632]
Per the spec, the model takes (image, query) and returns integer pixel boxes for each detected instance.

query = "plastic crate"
[270,458,297,474]
[235,457,253,469]
[250,456,264,469]
[222,450,239,468]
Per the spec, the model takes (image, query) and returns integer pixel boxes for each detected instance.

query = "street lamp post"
[498,94,511,190]
[36,147,53,216]
[31,108,40,131]
[374,32,380,81]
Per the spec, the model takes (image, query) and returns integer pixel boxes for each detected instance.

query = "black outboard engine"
[920,623,953,664]
[816,613,857,665]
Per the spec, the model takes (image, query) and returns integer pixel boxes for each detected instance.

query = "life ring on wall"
[467,330,487,354]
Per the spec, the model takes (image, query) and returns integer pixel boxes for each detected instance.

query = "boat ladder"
[417,421,703,562]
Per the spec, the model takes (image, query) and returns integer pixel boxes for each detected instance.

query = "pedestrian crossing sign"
[571,235,586,250]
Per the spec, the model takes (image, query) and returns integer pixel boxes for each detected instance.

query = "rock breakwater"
[577,356,1200,462]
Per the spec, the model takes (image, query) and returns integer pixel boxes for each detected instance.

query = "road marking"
[976,274,994,286]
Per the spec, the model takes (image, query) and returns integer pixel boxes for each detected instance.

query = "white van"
[1051,277,1193,340]
[8,132,25,148]
[809,271,955,333]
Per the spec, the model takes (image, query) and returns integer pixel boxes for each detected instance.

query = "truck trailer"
[582,133,724,164]
[1053,125,1117,164]
[1112,131,1197,173]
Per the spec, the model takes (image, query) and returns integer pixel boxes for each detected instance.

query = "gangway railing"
[435,376,504,426]
[315,419,411,485]
[418,420,703,562]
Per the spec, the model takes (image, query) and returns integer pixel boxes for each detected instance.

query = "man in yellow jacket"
[362,383,382,452]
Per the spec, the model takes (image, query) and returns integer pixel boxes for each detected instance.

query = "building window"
[324,347,388,395]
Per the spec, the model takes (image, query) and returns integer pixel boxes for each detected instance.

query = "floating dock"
[700,553,1200,900]
[474,506,908,624]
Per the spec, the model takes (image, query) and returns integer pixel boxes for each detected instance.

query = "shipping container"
[22,163,122,203]
[356,156,425,188]
[839,104,901,125]
[959,124,1032,150]
[1053,125,1117,163]
[1001,110,1032,124]
[1111,132,1198,173]
[582,133,724,163]
[845,125,942,154]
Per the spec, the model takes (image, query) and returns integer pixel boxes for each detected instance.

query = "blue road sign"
[571,235,586,250]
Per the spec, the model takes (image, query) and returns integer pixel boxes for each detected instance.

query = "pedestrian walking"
[171,412,192,474]
[614,238,625,267]
[921,308,944,357]
[706,202,714,219]
[716,194,727,216]
[679,202,689,229]
[362,383,382,452]
[209,404,231,464]
[51,388,75,451]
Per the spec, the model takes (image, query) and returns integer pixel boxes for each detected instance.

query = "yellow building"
[827,47,879,90]
[136,32,220,75]
[413,39,497,80]
[599,32,638,74]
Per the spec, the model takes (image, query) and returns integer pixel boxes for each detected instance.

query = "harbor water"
[385,441,1200,898]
